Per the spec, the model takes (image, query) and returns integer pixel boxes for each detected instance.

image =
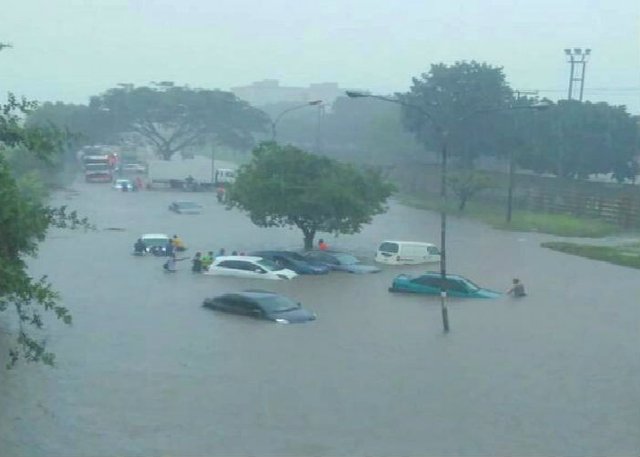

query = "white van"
[215,168,236,184]
[375,241,441,265]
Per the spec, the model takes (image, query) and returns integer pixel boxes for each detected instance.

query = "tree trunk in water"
[158,144,172,160]
[302,229,315,251]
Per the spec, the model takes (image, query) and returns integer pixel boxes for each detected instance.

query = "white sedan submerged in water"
[204,256,298,280]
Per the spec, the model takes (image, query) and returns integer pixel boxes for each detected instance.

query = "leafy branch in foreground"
[1,94,92,368]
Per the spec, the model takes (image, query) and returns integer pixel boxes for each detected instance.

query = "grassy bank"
[398,194,618,238]
[541,241,640,269]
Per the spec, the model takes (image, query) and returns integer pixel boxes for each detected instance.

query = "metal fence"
[391,163,640,228]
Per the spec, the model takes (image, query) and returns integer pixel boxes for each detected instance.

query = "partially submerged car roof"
[142,233,170,239]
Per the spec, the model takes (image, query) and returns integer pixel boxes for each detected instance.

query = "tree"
[520,100,639,181]
[448,170,494,210]
[90,83,269,160]
[0,94,91,368]
[227,142,394,249]
[26,101,120,148]
[400,61,514,166]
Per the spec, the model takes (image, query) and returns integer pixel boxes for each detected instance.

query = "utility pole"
[506,90,539,223]
[564,48,591,101]
[315,103,325,154]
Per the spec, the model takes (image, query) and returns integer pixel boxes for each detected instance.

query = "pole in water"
[440,291,450,333]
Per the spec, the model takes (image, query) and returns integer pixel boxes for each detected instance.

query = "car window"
[143,237,169,247]
[445,279,468,293]
[427,246,440,255]
[217,260,240,269]
[461,278,480,292]
[177,202,200,208]
[413,276,441,287]
[379,242,399,253]
[333,253,358,265]
[257,258,282,271]
[286,252,305,261]
[256,295,298,313]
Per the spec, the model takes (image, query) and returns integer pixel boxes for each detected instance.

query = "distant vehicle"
[302,251,381,274]
[204,256,298,280]
[389,272,501,298]
[140,233,171,256]
[83,154,114,183]
[147,157,237,190]
[169,201,202,214]
[121,163,147,174]
[375,241,441,265]
[202,290,316,324]
[113,178,134,190]
[249,251,330,275]
[215,168,236,184]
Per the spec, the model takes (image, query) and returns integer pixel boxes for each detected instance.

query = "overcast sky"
[3,0,639,112]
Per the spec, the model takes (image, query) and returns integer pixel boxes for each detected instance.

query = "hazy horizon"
[2,0,639,112]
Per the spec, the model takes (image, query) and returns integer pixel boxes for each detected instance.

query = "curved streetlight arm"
[346,91,442,134]
[271,100,322,141]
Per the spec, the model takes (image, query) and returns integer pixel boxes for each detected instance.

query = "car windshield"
[255,295,299,313]
[285,252,306,261]
[143,237,168,247]
[257,258,282,271]
[379,242,399,253]
[333,253,358,265]
[177,202,200,208]
[461,278,481,292]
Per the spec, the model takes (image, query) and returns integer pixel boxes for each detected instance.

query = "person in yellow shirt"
[172,234,186,252]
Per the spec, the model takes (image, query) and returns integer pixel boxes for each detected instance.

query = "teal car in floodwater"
[389,272,501,298]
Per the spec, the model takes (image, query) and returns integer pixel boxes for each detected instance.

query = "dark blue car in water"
[249,251,330,275]
[203,290,316,324]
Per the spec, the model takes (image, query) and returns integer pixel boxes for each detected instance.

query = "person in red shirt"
[318,239,328,251]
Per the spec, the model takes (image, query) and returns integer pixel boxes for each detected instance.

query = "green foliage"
[90,82,269,160]
[400,61,513,166]
[448,170,495,210]
[228,142,394,249]
[0,95,92,368]
[399,193,617,238]
[520,100,639,181]
[541,241,640,269]
[26,101,119,148]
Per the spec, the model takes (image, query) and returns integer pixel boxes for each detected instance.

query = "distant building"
[231,79,345,108]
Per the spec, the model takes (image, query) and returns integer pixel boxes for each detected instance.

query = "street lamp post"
[346,90,450,332]
[271,100,322,142]
[505,100,552,223]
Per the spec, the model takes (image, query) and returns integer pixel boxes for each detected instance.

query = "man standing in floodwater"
[507,278,527,297]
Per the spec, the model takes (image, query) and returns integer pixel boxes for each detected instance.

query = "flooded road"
[1,180,639,456]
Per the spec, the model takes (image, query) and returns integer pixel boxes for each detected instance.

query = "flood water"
[1,180,639,456]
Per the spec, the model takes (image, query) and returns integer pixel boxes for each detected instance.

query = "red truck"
[83,154,115,182]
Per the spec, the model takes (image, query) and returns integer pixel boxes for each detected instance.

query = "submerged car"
[138,233,171,256]
[249,250,330,275]
[204,256,298,280]
[113,178,134,190]
[389,272,501,298]
[203,290,316,324]
[302,250,381,274]
[169,201,202,214]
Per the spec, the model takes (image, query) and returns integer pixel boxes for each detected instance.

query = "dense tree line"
[27,67,640,180]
